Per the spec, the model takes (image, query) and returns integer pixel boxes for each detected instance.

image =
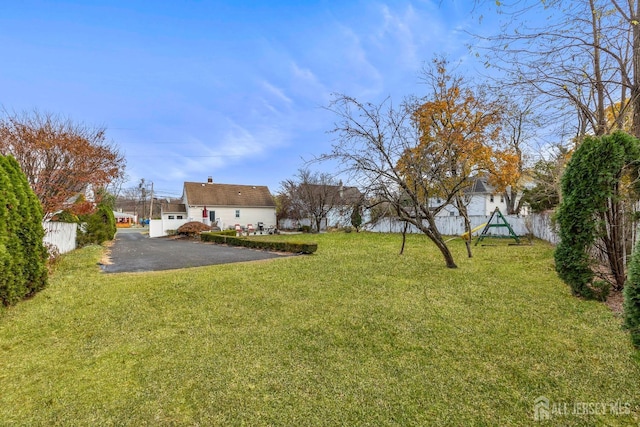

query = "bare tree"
[490,97,540,214]
[274,192,297,229]
[522,144,572,213]
[280,169,341,232]
[475,0,640,139]
[0,110,125,219]
[321,94,464,268]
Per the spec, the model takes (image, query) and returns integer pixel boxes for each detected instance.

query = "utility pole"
[149,181,154,219]
[139,178,146,220]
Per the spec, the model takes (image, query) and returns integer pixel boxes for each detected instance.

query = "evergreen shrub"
[77,204,116,247]
[0,155,47,305]
[624,242,640,348]
[554,131,640,299]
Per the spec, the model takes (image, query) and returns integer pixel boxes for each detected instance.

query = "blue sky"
[0,0,498,199]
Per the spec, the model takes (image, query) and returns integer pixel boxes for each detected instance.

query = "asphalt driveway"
[102,228,290,273]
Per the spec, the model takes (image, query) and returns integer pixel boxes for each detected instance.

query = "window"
[177,215,183,220]
[500,195,504,203]
[235,210,240,218]
[490,195,494,203]
[168,215,175,219]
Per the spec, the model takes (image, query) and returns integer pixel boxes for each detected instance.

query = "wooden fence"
[43,221,77,254]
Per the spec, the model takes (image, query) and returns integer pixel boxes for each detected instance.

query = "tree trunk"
[604,196,627,290]
[455,195,473,258]
[504,189,522,215]
[430,231,458,268]
[589,0,607,135]
[632,1,640,138]
[399,221,408,255]
[599,194,626,292]
[419,216,458,269]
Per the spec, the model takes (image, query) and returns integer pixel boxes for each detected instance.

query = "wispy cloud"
[260,80,293,107]
[289,61,330,104]
[377,3,420,67]
[1,0,488,194]
[332,23,385,99]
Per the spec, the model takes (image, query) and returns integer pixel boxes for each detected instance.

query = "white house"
[324,185,365,228]
[149,177,277,237]
[433,177,529,217]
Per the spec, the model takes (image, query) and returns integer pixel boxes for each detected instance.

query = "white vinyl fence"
[366,212,559,244]
[43,221,77,254]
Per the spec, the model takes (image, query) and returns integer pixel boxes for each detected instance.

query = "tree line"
[0,110,124,306]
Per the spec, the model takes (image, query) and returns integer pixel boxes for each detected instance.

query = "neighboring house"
[53,184,97,218]
[113,211,137,227]
[326,185,366,228]
[114,195,163,220]
[279,183,366,231]
[433,177,529,217]
[150,177,277,237]
[159,203,187,232]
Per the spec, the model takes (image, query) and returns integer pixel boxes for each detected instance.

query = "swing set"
[474,207,521,245]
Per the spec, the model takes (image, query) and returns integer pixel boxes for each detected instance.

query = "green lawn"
[1,232,639,426]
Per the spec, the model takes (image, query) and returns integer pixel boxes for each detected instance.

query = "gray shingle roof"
[470,177,494,194]
[163,203,187,213]
[300,184,363,205]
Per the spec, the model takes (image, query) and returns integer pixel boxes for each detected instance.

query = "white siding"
[467,196,488,216]
[153,204,276,238]
[187,206,276,230]
[186,206,208,223]
[432,194,526,217]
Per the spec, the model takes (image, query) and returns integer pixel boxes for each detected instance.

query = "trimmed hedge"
[0,155,48,306]
[201,232,317,254]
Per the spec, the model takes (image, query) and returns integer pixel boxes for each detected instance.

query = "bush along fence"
[201,231,317,254]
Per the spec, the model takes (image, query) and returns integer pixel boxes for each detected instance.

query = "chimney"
[207,176,213,184]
